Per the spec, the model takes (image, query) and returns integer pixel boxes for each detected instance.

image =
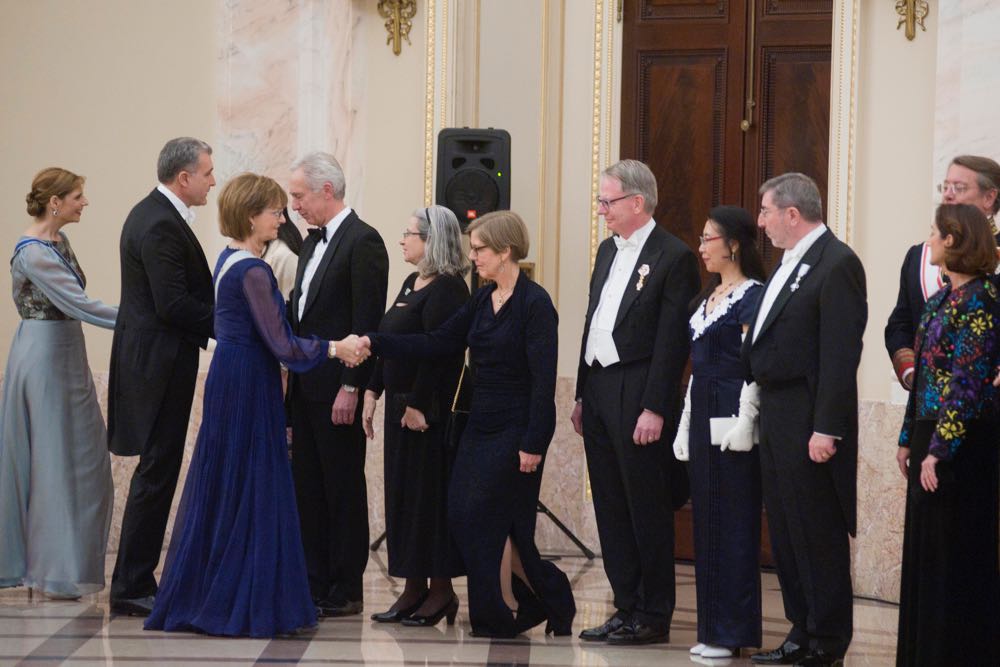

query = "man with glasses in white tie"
[571,159,699,645]
[885,155,1000,391]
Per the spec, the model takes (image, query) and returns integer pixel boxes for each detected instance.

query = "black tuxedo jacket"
[884,243,926,360]
[743,228,867,534]
[575,224,700,421]
[108,188,214,456]
[288,210,389,402]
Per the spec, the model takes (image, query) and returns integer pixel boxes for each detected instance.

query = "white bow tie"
[614,235,639,251]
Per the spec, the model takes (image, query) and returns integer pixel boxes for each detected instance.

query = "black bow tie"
[308,227,328,244]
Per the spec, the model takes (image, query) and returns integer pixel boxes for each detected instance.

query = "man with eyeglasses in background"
[571,159,700,645]
[884,155,1000,391]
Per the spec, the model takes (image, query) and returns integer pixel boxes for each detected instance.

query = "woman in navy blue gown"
[145,174,360,637]
[672,206,765,659]
[361,211,575,638]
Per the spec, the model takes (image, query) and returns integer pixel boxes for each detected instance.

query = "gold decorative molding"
[589,0,605,271]
[378,0,417,55]
[423,0,436,205]
[895,0,929,41]
[828,0,861,245]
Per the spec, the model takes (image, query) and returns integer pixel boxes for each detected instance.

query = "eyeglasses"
[469,244,489,256]
[401,230,425,239]
[698,234,724,245]
[758,206,787,217]
[268,209,284,218]
[596,193,637,209]
[937,181,973,195]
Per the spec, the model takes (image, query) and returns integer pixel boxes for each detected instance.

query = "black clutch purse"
[444,363,473,456]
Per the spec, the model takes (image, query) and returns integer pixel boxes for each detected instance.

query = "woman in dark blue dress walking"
[673,206,766,659]
[145,174,360,637]
[360,211,575,638]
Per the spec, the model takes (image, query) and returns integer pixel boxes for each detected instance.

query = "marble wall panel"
[933,1,1000,180]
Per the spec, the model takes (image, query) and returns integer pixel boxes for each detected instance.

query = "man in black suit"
[746,173,867,667]
[571,159,700,645]
[885,155,1000,390]
[108,137,216,616]
[287,152,388,617]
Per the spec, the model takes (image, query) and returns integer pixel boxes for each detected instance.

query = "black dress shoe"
[400,595,459,627]
[110,596,155,617]
[794,649,844,666]
[317,599,363,617]
[605,621,669,645]
[751,641,810,664]
[578,612,629,641]
[370,592,428,623]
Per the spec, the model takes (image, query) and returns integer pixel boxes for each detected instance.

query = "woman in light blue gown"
[0,167,117,599]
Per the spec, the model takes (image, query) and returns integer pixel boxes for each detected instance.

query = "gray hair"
[157,137,212,183]
[760,172,824,222]
[291,151,346,200]
[602,159,658,214]
[414,205,469,277]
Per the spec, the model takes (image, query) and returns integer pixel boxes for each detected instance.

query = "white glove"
[672,382,693,461]
[721,381,759,452]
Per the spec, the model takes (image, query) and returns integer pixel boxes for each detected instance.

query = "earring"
[52,209,59,218]
[250,223,255,231]
[730,250,736,262]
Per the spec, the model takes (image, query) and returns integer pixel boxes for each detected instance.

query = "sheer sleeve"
[370,294,477,359]
[242,264,328,373]
[15,243,117,329]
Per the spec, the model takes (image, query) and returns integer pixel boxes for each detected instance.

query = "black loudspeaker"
[436,128,511,228]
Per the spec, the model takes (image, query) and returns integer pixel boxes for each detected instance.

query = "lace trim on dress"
[689,278,762,341]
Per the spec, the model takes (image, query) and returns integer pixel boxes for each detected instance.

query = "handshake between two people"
[331,334,373,368]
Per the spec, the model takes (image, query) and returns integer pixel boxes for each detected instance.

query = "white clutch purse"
[709,417,760,446]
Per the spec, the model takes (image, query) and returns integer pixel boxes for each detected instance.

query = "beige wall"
[0,0,217,371]
[853,1,939,404]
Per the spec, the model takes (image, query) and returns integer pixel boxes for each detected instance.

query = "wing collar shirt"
[156,184,195,225]
[298,207,353,321]
[752,223,827,344]
[584,218,657,367]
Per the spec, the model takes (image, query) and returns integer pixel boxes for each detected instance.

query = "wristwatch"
[327,341,337,358]
[343,385,358,394]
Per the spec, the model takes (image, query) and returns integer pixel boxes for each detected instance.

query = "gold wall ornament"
[378,0,417,55]
[895,0,929,41]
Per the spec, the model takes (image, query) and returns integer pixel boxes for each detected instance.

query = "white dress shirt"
[752,224,827,343]
[298,207,352,321]
[156,184,195,225]
[584,219,657,367]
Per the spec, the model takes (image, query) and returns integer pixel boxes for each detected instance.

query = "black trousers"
[291,397,369,603]
[758,383,853,657]
[110,347,199,600]
[582,362,675,628]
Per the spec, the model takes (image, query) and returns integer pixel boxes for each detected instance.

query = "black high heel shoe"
[370,591,429,623]
[544,619,572,637]
[400,595,459,627]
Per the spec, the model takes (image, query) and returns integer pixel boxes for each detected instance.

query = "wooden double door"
[620,0,834,563]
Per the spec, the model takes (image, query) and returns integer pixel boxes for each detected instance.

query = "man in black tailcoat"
[746,173,867,667]
[108,137,216,616]
[571,159,700,645]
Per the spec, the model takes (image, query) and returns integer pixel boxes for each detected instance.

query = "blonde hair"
[217,173,288,240]
[26,167,84,218]
[466,210,529,262]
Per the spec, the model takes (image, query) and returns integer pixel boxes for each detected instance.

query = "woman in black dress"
[363,205,469,625]
[360,210,575,638]
[895,204,1000,666]
[672,206,765,659]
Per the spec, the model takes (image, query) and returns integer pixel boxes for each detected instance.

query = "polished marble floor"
[0,551,899,666]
